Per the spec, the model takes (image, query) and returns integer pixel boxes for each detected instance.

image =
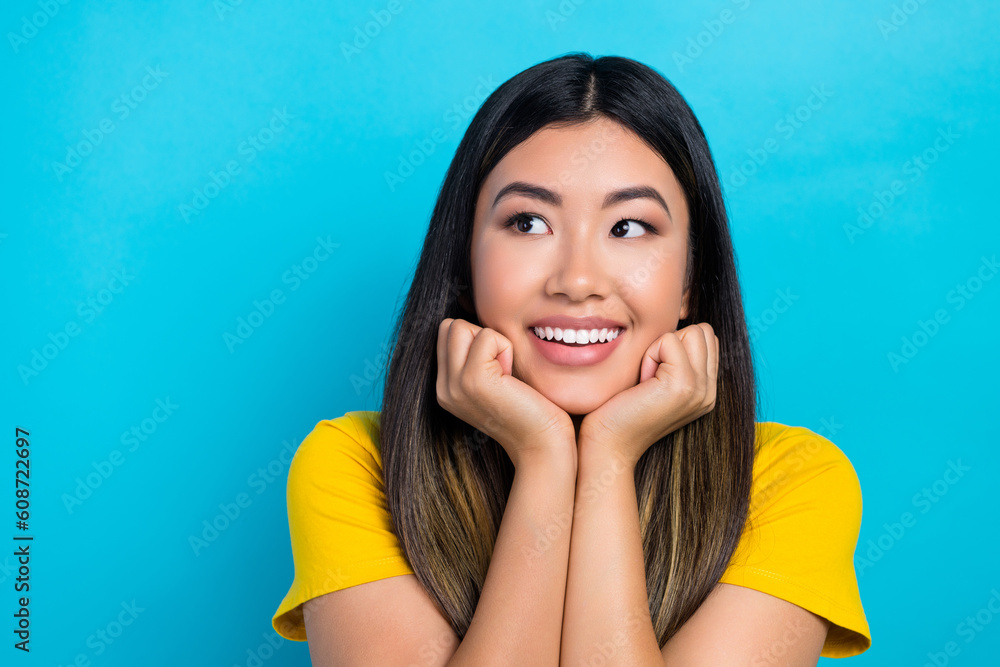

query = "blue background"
[3,1,998,665]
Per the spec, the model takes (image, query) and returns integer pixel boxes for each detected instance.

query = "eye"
[503,211,550,235]
[503,212,658,238]
[611,218,655,238]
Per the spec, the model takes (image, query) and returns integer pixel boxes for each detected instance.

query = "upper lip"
[527,315,626,331]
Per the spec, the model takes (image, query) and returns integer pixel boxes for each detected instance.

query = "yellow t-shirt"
[271,411,872,657]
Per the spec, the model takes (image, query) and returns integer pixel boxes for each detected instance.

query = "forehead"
[476,118,685,211]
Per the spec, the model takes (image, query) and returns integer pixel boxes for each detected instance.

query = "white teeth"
[531,326,622,344]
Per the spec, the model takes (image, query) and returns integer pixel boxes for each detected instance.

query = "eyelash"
[502,210,657,236]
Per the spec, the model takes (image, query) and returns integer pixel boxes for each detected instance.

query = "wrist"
[509,435,578,474]
[577,428,639,473]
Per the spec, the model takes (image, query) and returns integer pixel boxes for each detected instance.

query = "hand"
[578,323,719,468]
[435,318,576,468]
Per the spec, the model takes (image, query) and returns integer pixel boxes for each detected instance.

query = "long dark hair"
[378,52,757,648]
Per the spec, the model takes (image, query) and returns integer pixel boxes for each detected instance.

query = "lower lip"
[527,328,625,366]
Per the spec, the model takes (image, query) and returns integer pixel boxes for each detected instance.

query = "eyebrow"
[491,181,672,221]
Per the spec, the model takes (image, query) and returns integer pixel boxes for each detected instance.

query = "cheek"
[472,247,535,327]
[625,262,687,329]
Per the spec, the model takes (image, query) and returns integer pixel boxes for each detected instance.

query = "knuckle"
[677,380,697,400]
[458,372,477,396]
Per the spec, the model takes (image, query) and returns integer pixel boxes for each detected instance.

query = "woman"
[272,52,871,665]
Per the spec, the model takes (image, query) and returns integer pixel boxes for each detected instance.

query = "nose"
[545,234,611,302]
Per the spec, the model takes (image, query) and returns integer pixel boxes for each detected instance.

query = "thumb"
[639,337,666,383]
[494,332,513,376]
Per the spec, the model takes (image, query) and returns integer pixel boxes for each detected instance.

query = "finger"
[690,322,715,378]
[437,318,454,379]
[446,319,477,387]
[677,325,709,395]
[707,327,719,390]
[467,326,513,378]
[641,332,694,385]
[667,327,707,410]
[695,324,719,410]
[436,318,459,407]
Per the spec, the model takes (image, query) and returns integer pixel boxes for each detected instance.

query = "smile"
[530,326,623,345]
[527,326,626,366]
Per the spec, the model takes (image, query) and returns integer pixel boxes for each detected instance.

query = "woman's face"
[469,116,692,417]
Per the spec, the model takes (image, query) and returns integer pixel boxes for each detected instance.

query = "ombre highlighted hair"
[378,52,757,648]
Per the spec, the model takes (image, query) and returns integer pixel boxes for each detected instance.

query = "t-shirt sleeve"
[718,425,872,657]
[271,413,415,641]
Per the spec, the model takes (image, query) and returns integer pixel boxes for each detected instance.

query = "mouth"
[529,326,625,346]
[526,325,626,366]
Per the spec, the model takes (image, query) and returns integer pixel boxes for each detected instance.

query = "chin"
[534,382,611,417]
